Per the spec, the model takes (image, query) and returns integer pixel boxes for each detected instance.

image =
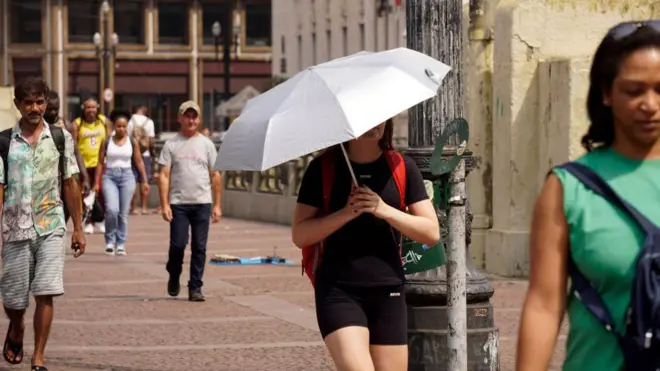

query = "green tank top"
[552,147,660,371]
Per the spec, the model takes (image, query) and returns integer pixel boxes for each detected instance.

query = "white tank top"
[105,138,133,169]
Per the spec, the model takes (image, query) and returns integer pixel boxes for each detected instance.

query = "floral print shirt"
[0,123,79,243]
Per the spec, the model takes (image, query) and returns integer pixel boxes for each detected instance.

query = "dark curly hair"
[109,108,132,123]
[14,77,49,102]
[583,24,660,151]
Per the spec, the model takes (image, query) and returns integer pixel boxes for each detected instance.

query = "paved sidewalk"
[0,215,565,371]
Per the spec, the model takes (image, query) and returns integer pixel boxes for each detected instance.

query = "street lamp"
[93,0,118,115]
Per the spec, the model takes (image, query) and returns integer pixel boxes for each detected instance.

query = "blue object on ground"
[209,257,294,265]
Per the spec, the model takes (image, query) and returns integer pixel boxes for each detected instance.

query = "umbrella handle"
[340,143,360,187]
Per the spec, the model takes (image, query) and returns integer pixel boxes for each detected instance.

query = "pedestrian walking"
[44,90,91,206]
[0,77,86,371]
[94,108,150,256]
[517,21,660,371]
[73,95,112,234]
[127,105,155,215]
[158,100,222,302]
[292,119,439,371]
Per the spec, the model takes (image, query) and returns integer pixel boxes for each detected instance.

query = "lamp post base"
[404,147,499,371]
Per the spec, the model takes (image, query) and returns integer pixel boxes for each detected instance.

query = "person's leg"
[88,167,106,231]
[367,285,408,371]
[188,204,211,300]
[30,230,66,368]
[115,168,137,254]
[0,239,30,364]
[102,171,120,255]
[140,156,152,213]
[316,284,374,371]
[166,205,189,297]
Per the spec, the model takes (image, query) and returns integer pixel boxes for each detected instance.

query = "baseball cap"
[179,100,200,115]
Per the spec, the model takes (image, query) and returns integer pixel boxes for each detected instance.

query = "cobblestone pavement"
[0,215,566,371]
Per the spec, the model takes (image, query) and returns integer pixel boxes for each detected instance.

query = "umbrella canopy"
[214,47,451,172]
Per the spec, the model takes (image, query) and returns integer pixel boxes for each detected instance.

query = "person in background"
[158,100,222,302]
[201,127,210,137]
[94,108,149,256]
[1,77,86,371]
[73,96,112,234]
[516,21,660,371]
[43,90,90,201]
[127,105,155,215]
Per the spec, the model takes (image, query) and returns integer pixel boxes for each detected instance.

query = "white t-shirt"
[127,113,155,157]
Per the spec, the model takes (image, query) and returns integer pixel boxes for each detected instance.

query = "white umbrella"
[214,47,451,184]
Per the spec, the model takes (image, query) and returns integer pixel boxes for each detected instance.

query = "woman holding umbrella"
[292,119,440,371]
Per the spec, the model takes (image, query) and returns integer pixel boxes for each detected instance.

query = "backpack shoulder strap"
[0,129,13,185]
[320,152,335,213]
[557,162,654,231]
[49,124,66,179]
[385,150,406,210]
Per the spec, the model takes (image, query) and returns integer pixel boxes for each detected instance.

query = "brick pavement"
[0,215,566,371]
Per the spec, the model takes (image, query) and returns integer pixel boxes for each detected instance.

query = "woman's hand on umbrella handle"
[352,186,393,220]
[340,186,364,221]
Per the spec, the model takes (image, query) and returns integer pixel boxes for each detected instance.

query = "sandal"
[2,322,23,365]
[32,366,48,371]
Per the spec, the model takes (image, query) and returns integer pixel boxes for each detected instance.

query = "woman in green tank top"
[516,22,660,371]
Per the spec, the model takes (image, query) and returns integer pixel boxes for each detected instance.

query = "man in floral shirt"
[0,77,86,371]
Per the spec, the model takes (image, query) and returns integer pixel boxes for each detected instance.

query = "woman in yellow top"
[73,96,112,235]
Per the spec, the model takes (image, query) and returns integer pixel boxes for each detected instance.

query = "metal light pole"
[404,0,499,370]
[93,0,117,116]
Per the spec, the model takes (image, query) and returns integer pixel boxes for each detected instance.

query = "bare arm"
[210,170,222,209]
[380,199,440,246]
[71,120,79,142]
[0,186,4,215]
[64,177,83,231]
[94,140,106,189]
[291,203,355,249]
[104,117,112,136]
[516,174,569,371]
[158,167,171,208]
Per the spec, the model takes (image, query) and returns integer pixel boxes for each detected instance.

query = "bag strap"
[555,162,645,345]
[385,150,406,210]
[558,162,656,232]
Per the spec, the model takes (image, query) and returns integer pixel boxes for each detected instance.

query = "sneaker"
[104,244,115,255]
[115,244,126,256]
[167,278,180,297]
[96,223,106,233]
[84,224,94,234]
[188,291,205,302]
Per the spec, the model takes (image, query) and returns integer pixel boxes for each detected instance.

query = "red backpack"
[301,149,407,287]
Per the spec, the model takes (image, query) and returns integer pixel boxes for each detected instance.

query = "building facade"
[0,0,272,133]
[271,0,408,144]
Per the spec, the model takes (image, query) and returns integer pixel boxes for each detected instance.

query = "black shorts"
[315,282,407,345]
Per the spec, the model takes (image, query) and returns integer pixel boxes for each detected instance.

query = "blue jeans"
[166,204,211,291]
[102,167,136,245]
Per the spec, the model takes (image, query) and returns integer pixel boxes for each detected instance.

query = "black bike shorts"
[314,282,407,345]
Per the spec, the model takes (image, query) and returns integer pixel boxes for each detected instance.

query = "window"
[157,2,189,45]
[297,35,302,70]
[201,1,231,46]
[312,33,316,65]
[342,26,347,55]
[10,0,42,44]
[68,0,100,44]
[113,0,144,44]
[359,23,365,51]
[326,30,331,60]
[244,1,271,47]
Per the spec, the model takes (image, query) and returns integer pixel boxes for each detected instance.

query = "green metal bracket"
[430,118,470,211]
[430,117,470,176]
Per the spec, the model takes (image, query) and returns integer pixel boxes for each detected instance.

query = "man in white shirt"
[127,105,155,214]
